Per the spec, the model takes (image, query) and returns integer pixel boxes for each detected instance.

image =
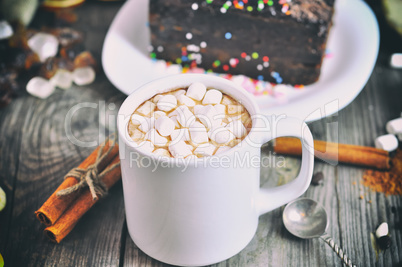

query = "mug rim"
[117,73,263,163]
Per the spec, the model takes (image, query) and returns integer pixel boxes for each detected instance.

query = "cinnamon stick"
[35,139,119,226]
[274,137,391,170]
[44,155,121,243]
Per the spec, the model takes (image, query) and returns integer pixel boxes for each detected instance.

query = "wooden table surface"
[1,1,401,266]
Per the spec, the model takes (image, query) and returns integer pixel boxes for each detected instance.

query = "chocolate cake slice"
[149,0,335,85]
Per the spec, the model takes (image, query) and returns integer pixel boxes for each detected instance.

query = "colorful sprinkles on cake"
[148,0,315,97]
[205,0,293,15]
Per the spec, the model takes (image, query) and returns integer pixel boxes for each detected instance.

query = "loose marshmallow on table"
[157,94,177,112]
[73,67,96,86]
[226,120,247,138]
[186,82,207,101]
[169,140,193,158]
[375,222,389,238]
[137,101,156,116]
[27,33,59,62]
[374,134,398,152]
[194,143,217,157]
[202,89,223,105]
[155,116,175,136]
[50,69,73,89]
[390,53,402,69]
[177,94,196,107]
[26,77,55,99]
[386,118,402,135]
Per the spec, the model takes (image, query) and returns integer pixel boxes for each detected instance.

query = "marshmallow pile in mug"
[128,82,252,158]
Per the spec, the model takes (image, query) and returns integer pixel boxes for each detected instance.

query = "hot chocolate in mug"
[117,74,314,266]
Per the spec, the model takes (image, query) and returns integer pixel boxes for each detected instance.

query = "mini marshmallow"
[186,82,207,101]
[145,129,168,147]
[226,120,247,138]
[169,116,181,128]
[189,121,209,144]
[137,141,155,154]
[130,114,145,126]
[170,128,190,142]
[189,129,209,145]
[129,128,145,143]
[210,127,235,145]
[195,105,221,129]
[221,95,234,105]
[215,146,231,155]
[157,94,177,112]
[202,89,223,105]
[152,94,163,103]
[136,101,156,116]
[374,134,398,152]
[153,148,171,157]
[169,140,193,158]
[152,110,166,120]
[155,116,175,137]
[193,105,204,116]
[173,89,186,97]
[139,117,155,133]
[214,104,226,115]
[227,104,244,115]
[390,53,402,69]
[26,77,55,99]
[194,143,217,157]
[173,106,196,127]
[177,94,196,107]
[375,222,389,238]
[386,118,402,135]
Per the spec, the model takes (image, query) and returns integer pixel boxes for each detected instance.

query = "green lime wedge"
[0,252,3,267]
[0,186,6,211]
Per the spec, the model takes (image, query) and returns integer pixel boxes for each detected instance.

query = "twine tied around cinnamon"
[56,134,120,200]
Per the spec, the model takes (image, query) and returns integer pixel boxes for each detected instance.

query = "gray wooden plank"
[0,96,35,253]
[2,77,126,266]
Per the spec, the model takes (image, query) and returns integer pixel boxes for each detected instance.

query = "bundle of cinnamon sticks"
[274,137,391,170]
[35,138,121,243]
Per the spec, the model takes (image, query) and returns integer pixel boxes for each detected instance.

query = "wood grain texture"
[1,0,402,266]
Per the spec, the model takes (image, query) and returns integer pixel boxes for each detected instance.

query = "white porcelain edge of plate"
[102,0,379,122]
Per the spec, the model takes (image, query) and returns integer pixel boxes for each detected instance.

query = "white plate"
[102,0,379,122]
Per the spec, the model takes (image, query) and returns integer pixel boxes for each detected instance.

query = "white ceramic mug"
[117,74,314,266]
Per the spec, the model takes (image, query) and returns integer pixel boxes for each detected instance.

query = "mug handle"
[257,116,314,216]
